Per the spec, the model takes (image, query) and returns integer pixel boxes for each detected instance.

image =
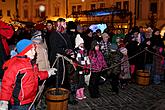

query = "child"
[108,44,123,94]
[153,46,164,84]
[74,35,90,100]
[88,40,107,98]
[0,39,56,110]
[119,47,131,89]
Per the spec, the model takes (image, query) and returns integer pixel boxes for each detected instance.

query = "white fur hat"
[75,34,84,48]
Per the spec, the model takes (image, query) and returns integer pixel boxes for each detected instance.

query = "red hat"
[0,20,14,39]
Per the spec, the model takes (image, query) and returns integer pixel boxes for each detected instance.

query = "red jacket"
[0,20,14,55]
[0,56,48,105]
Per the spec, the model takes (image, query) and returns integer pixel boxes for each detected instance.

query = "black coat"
[48,31,73,66]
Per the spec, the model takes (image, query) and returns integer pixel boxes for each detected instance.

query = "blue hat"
[111,44,118,52]
[16,39,33,54]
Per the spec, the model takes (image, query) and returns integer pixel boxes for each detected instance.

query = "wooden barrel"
[46,88,69,110]
[136,70,150,86]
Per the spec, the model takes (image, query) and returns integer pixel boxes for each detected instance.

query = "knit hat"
[75,34,84,48]
[16,39,33,55]
[111,44,118,52]
[31,31,42,41]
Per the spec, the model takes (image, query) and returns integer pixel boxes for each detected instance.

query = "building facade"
[1,0,165,32]
[0,0,16,23]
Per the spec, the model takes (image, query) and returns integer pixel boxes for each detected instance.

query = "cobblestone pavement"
[68,80,165,110]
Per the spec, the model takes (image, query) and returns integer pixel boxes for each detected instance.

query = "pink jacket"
[88,50,107,72]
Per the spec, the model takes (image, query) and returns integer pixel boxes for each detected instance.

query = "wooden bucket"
[136,70,150,86]
[46,88,69,110]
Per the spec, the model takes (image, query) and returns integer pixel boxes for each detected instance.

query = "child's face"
[79,43,84,48]
[26,46,36,59]
[95,45,100,51]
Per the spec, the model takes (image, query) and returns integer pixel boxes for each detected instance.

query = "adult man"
[48,18,78,105]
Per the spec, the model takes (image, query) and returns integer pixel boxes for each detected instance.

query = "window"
[35,8,39,17]
[77,5,82,12]
[36,0,44,1]
[24,0,28,3]
[72,6,76,13]
[54,7,59,16]
[91,4,96,10]
[100,3,105,8]
[2,0,5,2]
[7,10,10,16]
[0,10,2,16]
[24,9,28,18]
[123,1,129,10]
[150,2,157,13]
[116,2,121,9]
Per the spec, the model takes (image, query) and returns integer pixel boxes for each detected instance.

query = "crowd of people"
[0,18,165,109]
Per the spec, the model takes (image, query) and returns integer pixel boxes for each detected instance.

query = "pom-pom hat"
[75,34,84,48]
[16,39,34,55]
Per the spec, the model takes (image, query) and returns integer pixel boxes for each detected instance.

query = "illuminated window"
[54,7,59,16]
[24,0,28,3]
[0,10,2,16]
[7,10,10,16]
[123,1,129,10]
[35,8,39,17]
[150,2,157,13]
[116,2,121,9]
[77,5,82,12]
[36,0,44,1]
[91,4,96,10]
[24,9,28,18]
[100,3,105,8]
[72,6,76,12]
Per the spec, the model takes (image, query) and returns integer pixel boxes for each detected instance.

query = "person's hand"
[0,100,8,110]
[48,68,57,77]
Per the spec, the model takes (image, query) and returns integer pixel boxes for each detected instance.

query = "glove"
[0,100,8,110]
[48,68,57,77]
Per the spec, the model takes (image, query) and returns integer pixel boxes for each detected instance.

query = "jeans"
[11,104,35,110]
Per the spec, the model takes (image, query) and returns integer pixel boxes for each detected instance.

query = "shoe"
[68,100,78,105]
[76,96,83,100]
[83,96,87,99]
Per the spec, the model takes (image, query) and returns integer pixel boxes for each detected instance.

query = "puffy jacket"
[88,50,107,72]
[0,55,48,105]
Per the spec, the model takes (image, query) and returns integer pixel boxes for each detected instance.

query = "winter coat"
[0,56,48,105]
[88,50,107,73]
[153,46,164,75]
[48,31,73,66]
[35,42,50,71]
[0,21,14,55]
[100,40,111,66]
[109,50,123,75]
[120,55,131,79]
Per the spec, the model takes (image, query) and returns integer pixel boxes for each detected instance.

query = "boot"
[80,88,86,99]
[76,89,83,100]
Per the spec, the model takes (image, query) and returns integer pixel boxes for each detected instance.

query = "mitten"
[0,100,8,110]
[48,68,57,77]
